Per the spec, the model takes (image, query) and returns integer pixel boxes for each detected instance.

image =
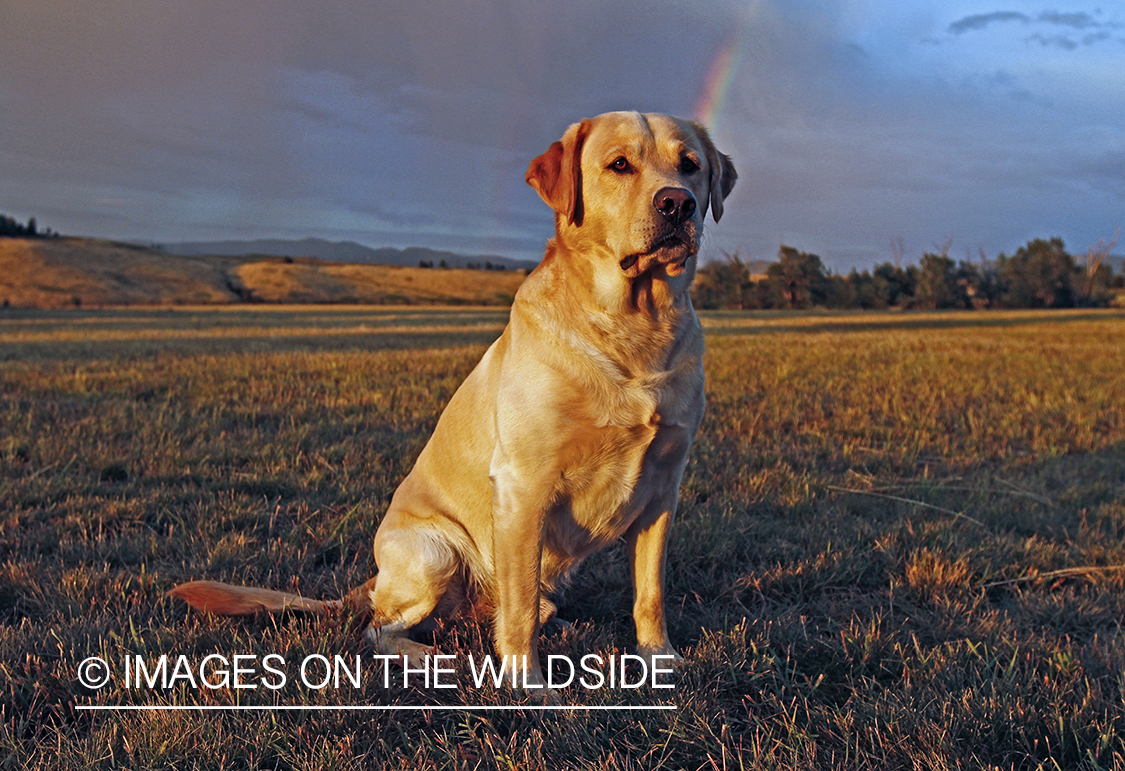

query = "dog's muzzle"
[620,231,697,278]
[619,186,700,277]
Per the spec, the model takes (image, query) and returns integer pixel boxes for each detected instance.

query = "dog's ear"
[526,119,591,226]
[693,122,737,223]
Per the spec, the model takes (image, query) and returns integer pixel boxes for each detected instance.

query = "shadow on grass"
[0,305,512,362]
[0,329,508,362]
[700,308,1125,337]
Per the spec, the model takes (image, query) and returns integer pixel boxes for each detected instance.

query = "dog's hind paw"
[364,628,434,670]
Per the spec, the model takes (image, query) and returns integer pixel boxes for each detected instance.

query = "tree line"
[417,259,511,270]
[693,237,1122,310]
[0,213,59,239]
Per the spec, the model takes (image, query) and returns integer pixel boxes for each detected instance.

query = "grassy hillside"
[0,238,243,307]
[233,259,523,305]
[0,238,526,308]
[2,306,1124,769]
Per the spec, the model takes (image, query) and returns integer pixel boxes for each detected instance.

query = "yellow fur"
[169,112,736,687]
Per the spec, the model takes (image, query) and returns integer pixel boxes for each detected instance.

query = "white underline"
[77,704,675,712]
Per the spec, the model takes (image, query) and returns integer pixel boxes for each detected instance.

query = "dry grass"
[2,305,1125,769]
[0,239,242,307]
[234,260,524,305]
[0,239,524,308]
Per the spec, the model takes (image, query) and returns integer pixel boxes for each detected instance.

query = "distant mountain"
[161,238,539,271]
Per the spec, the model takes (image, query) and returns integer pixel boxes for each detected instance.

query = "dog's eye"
[609,157,632,174]
[680,157,700,174]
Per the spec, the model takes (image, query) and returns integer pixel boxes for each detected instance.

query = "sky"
[1,0,1122,271]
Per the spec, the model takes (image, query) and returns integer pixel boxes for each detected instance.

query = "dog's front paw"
[515,683,562,706]
[637,643,681,662]
[637,644,681,688]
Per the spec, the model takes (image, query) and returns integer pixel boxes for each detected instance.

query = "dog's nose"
[653,187,697,224]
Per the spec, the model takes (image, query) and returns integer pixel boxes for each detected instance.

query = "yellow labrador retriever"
[171,111,736,689]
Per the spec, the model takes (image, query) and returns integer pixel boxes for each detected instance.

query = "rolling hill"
[0,237,527,308]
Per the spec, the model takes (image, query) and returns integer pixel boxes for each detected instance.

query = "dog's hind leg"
[363,525,458,669]
[538,595,573,637]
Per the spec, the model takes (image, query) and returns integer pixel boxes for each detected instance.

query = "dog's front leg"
[490,465,552,691]
[627,496,681,664]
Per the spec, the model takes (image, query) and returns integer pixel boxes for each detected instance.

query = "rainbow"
[694,31,744,130]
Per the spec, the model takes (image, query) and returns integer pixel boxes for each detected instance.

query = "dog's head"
[526,111,736,284]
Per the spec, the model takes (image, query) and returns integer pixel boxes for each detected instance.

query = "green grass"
[2,305,1125,769]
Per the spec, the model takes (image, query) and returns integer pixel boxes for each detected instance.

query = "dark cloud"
[1024,30,1116,50]
[947,8,1121,40]
[1037,11,1098,29]
[1,0,1122,267]
[1081,31,1114,45]
[1028,33,1080,50]
[948,12,1031,35]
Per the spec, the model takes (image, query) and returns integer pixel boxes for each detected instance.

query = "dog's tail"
[167,578,377,617]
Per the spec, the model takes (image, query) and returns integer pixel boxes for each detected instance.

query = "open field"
[2,305,1125,769]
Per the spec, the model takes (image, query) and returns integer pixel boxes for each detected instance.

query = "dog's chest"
[548,372,699,554]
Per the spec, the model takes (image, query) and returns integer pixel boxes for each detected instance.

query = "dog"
[170,111,736,689]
